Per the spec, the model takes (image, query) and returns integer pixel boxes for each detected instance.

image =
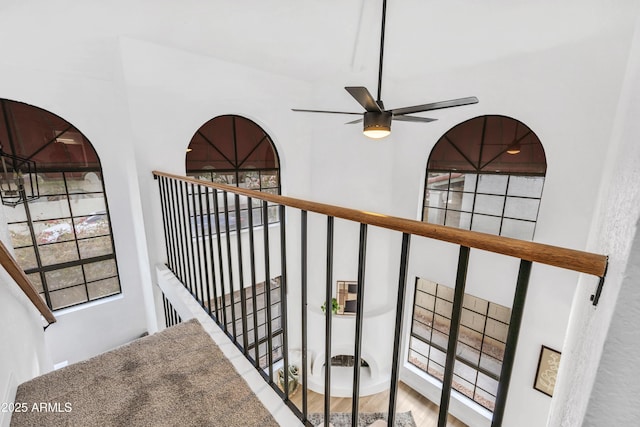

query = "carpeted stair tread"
[11,319,277,427]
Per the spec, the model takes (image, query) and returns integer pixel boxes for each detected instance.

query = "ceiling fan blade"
[345,118,363,124]
[345,87,382,112]
[292,108,362,115]
[391,96,479,116]
[392,115,437,123]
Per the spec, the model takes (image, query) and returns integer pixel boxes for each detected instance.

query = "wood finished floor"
[289,381,467,426]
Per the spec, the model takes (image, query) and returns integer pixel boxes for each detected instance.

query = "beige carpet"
[11,319,278,427]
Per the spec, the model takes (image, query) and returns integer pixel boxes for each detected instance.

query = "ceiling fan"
[292,0,478,139]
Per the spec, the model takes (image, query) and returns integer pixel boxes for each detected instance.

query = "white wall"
[0,235,52,427]
[549,13,640,426]
[118,36,312,275]
[0,35,154,365]
[385,21,635,427]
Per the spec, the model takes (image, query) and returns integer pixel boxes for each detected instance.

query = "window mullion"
[498,175,510,236]
[63,172,90,302]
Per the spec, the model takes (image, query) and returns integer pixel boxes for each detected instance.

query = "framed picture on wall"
[533,345,562,396]
[336,281,358,315]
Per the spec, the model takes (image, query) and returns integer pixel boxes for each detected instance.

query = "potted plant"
[321,298,339,314]
[278,364,299,395]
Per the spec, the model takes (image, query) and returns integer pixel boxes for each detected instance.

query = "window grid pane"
[4,171,121,310]
[423,172,544,240]
[409,278,511,412]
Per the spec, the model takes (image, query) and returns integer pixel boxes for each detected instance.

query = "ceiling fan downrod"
[290,0,478,139]
[376,0,388,105]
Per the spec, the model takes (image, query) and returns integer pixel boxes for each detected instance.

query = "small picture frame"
[336,281,358,315]
[533,345,561,397]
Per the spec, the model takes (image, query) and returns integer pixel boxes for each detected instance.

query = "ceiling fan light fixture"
[290,0,478,140]
[363,111,392,139]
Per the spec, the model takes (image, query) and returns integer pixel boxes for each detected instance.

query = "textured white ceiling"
[0,0,637,85]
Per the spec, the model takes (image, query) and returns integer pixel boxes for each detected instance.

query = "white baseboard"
[53,361,68,370]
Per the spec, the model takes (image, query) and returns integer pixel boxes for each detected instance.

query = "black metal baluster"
[491,260,533,427]
[197,185,212,315]
[172,180,186,285]
[171,302,177,326]
[162,293,169,327]
[205,188,219,322]
[179,181,193,294]
[387,233,411,427]
[223,191,238,342]
[186,181,198,296]
[438,246,471,427]
[247,197,260,367]
[192,183,206,306]
[324,216,334,427]
[165,177,179,275]
[301,210,309,421]
[213,189,229,334]
[157,177,172,271]
[235,194,249,354]
[279,204,290,399]
[167,294,172,327]
[351,223,368,426]
[182,182,198,300]
[263,200,274,381]
[162,178,173,272]
[167,299,178,326]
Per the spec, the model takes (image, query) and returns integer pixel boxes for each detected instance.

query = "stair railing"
[0,240,56,325]
[153,170,607,427]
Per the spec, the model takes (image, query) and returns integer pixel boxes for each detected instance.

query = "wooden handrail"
[0,240,56,324]
[153,171,608,278]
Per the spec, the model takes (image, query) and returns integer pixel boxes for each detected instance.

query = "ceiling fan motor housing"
[363,111,392,133]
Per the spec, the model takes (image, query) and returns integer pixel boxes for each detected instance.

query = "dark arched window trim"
[423,115,547,240]
[0,99,121,311]
[186,115,281,232]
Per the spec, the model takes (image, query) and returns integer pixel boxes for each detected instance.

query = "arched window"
[423,115,546,240]
[186,115,279,192]
[0,99,120,310]
[186,115,280,230]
